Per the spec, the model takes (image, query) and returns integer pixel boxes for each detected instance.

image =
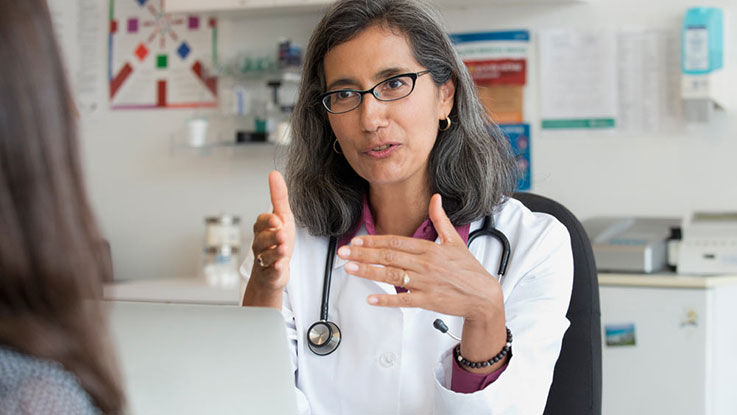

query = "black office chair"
[513,192,602,415]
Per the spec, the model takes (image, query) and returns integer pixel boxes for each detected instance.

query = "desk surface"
[105,272,737,305]
[599,273,737,288]
[104,278,241,305]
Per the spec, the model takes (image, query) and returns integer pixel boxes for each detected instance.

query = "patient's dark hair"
[287,0,518,236]
[0,1,125,412]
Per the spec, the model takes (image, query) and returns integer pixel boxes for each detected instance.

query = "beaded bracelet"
[453,327,513,369]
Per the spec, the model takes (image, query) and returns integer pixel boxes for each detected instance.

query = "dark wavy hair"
[0,1,125,413]
[287,0,518,237]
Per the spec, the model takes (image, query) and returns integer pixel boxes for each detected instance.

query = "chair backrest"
[513,192,602,415]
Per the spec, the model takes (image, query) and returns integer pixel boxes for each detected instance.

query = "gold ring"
[256,253,266,267]
[402,272,410,287]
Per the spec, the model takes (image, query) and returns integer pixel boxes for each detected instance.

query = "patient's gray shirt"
[0,345,99,414]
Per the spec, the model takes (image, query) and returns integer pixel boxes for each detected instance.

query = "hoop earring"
[333,139,342,154]
[439,117,452,132]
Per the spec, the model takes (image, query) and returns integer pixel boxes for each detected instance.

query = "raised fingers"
[428,194,464,245]
[268,170,293,223]
[255,245,288,268]
[344,262,418,289]
[337,245,418,271]
[367,292,422,308]
[253,213,282,234]
[252,228,287,253]
[349,234,429,254]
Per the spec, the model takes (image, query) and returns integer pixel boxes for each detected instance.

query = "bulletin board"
[108,0,218,109]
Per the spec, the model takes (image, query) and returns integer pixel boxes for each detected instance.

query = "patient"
[0,1,125,413]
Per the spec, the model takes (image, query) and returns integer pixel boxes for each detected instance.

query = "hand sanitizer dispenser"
[681,8,732,123]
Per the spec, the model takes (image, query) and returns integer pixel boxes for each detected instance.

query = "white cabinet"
[599,274,737,415]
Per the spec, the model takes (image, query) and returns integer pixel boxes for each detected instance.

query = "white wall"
[78,0,737,280]
[438,0,737,220]
[80,13,322,280]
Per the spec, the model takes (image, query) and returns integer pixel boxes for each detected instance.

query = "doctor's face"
[322,25,455,190]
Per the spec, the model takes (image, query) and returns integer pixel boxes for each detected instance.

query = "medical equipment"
[581,217,681,273]
[677,211,737,275]
[307,215,511,356]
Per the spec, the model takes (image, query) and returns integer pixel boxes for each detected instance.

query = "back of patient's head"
[0,1,124,412]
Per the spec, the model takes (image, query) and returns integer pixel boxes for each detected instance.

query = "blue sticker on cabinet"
[605,323,636,347]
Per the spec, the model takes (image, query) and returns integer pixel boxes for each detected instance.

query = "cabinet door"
[600,286,707,415]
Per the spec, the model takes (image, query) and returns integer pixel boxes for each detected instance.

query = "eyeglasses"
[320,70,431,114]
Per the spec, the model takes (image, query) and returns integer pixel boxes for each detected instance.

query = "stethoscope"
[307,215,511,356]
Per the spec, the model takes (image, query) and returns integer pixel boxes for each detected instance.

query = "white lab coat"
[241,197,573,415]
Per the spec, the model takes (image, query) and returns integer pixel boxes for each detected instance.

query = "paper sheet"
[539,29,618,129]
[617,29,672,132]
[48,0,103,114]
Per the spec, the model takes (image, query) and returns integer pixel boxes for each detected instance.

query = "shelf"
[169,135,279,156]
[168,114,286,155]
[215,67,302,83]
[165,0,589,15]
[165,0,333,16]
[177,140,274,149]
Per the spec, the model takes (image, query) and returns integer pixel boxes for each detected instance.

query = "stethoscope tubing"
[468,215,510,276]
[319,236,338,321]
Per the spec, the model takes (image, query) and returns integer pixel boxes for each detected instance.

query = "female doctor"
[242,0,573,413]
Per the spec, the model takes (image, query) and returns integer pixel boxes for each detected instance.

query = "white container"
[202,245,241,289]
[187,118,209,147]
[204,215,241,248]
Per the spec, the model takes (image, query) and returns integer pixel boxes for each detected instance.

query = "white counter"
[104,278,241,305]
[599,272,737,288]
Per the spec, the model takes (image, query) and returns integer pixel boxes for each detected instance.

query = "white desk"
[104,278,241,305]
[599,272,737,415]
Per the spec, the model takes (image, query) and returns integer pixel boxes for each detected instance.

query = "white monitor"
[106,301,296,415]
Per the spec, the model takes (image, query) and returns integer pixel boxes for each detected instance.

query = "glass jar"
[202,215,242,288]
[201,245,241,289]
[204,215,241,248]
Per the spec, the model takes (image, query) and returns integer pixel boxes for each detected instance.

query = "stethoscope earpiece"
[433,318,461,341]
[307,320,341,356]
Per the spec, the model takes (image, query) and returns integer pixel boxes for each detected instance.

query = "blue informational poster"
[498,123,531,191]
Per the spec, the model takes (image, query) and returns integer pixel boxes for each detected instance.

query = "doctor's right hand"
[243,171,295,308]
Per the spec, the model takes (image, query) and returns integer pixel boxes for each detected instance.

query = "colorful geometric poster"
[451,31,530,124]
[499,124,531,191]
[108,0,218,109]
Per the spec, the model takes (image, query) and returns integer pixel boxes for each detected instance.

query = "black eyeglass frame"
[320,70,431,114]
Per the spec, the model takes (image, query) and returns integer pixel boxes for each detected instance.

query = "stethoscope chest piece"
[307,320,341,356]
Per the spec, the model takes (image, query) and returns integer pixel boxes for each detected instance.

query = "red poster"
[464,59,526,86]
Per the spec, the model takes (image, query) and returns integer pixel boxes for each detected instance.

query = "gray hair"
[287,0,518,237]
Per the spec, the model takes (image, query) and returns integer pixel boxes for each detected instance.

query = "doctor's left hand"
[337,194,504,323]
[337,194,509,371]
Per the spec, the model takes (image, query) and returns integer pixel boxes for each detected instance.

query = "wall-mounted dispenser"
[681,7,733,123]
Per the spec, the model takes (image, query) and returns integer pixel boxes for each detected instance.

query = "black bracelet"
[453,327,513,369]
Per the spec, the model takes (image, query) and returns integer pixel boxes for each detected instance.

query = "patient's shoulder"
[0,345,100,414]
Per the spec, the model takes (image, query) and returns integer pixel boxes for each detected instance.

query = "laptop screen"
[106,301,297,415]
